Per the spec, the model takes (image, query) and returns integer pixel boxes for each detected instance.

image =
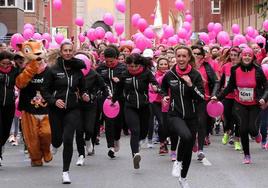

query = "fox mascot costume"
[16,40,52,166]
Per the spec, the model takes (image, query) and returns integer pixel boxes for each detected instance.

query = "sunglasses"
[193,52,202,56]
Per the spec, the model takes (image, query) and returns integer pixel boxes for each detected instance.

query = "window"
[0,0,16,6]
[211,0,221,14]
[24,0,34,12]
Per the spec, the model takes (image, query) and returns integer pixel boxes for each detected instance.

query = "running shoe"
[133,153,141,169]
[222,133,229,145]
[255,133,262,144]
[192,141,198,153]
[8,135,15,143]
[0,157,2,166]
[85,141,92,155]
[234,141,242,151]
[147,139,154,149]
[243,155,251,164]
[172,161,182,177]
[76,155,85,166]
[204,136,211,146]
[197,151,205,161]
[170,151,176,162]
[261,141,266,149]
[265,142,268,150]
[159,142,168,155]
[95,137,100,145]
[51,146,58,155]
[11,138,18,146]
[62,171,71,184]
[179,177,190,188]
[108,148,115,159]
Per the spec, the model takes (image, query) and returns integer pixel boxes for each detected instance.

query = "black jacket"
[96,63,126,98]
[80,69,108,109]
[41,57,86,109]
[18,67,49,114]
[202,62,219,96]
[0,67,20,106]
[161,66,205,119]
[113,68,159,109]
[217,63,268,102]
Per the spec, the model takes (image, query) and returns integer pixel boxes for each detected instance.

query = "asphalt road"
[0,135,268,188]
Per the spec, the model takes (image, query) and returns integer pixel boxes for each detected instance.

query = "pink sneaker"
[265,142,268,150]
[255,133,262,144]
[192,142,198,153]
[170,151,176,162]
[243,155,251,164]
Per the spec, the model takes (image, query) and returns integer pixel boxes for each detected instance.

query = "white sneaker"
[76,155,85,166]
[114,140,120,152]
[133,153,141,169]
[51,146,57,155]
[179,177,190,188]
[85,141,92,155]
[172,161,182,177]
[147,139,154,148]
[8,135,15,143]
[0,157,2,166]
[62,172,71,184]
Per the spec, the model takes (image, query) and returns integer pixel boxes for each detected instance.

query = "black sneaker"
[108,148,115,159]
[95,137,100,145]
[133,153,141,169]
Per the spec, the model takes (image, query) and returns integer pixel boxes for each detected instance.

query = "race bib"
[238,87,254,102]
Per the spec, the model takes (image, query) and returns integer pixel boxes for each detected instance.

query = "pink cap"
[242,47,254,57]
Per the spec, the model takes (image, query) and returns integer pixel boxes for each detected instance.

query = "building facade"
[221,0,265,34]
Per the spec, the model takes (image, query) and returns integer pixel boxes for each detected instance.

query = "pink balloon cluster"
[116,0,126,13]
[175,0,185,11]
[53,0,62,11]
[10,33,25,51]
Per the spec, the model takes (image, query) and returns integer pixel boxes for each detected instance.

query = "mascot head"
[17,40,46,62]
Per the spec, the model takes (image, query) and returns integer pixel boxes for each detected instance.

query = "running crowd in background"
[1,35,268,188]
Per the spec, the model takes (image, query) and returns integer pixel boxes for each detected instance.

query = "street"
[0,135,268,188]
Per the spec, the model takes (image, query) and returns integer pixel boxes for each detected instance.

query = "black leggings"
[163,112,178,151]
[0,104,15,158]
[232,102,260,155]
[168,115,197,178]
[125,104,150,154]
[197,101,211,151]
[49,107,80,172]
[149,102,167,142]
[223,98,236,133]
[76,106,97,157]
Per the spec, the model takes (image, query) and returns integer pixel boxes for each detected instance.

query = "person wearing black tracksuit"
[161,46,204,187]
[0,51,19,166]
[41,41,88,184]
[96,47,126,159]
[112,53,160,169]
[76,67,108,163]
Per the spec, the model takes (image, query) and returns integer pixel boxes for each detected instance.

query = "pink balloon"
[208,31,216,40]
[207,22,214,32]
[135,36,149,51]
[103,98,120,118]
[163,26,175,39]
[125,40,134,47]
[168,36,178,46]
[11,33,25,51]
[183,22,191,32]
[199,33,210,45]
[75,54,92,76]
[44,40,49,49]
[217,31,230,46]
[207,101,224,118]
[75,17,84,27]
[246,26,255,37]
[55,33,64,44]
[23,28,34,40]
[95,27,105,39]
[178,28,187,39]
[116,0,126,13]
[245,35,256,43]
[150,13,155,20]
[185,10,191,15]
[256,35,266,45]
[42,33,52,42]
[132,14,141,27]
[175,0,185,11]
[105,31,114,43]
[78,33,86,43]
[87,28,96,41]
[137,18,148,32]
[233,34,247,46]
[263,20,268,32]
[144,27,155,39]
[24,23,34,31]
[49,43,60,49]
[185,15,192,23]
[213,23,222,34]
[53,0,62,11]
[32,33,42,40]
[262,64,268,80]
[114,23,124,36]
[103,13,114,26]
[232,24,240,34]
